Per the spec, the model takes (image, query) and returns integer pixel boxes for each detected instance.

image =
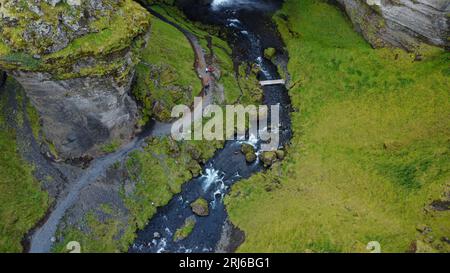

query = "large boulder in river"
[259,149,286,167]
[190,198,209,216]
[0,0,152,159]
[335,0,449,51]
[241,143,257,163]
[264,47,276,59]
[174,216,196,242]
[260,151,278,167]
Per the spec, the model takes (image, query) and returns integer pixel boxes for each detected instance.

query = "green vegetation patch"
[44,1,150,64]
[151,4,261,105]
[53,205,132,253]
[174,216,196,242]
[225,0,450,253]
[0,78,50,252]
[0,0,151,77]
[100,140,121,154]
[124,137,223,230]
[133,17,202,123]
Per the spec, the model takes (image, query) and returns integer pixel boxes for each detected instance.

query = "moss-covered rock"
[259,151,278,167]
[245,152,257,163]
[174,216,196,242]
[258,149,285,166]
[237,63,264,105]
[187,160,202,177]
[0,0,151,74]
[241,143,257,163]
[264,47,276,59]
[241,143,255,154]
[190,198,209,216]
[275,150,285,160]
[334,0,449,52]
[259,151,276,167]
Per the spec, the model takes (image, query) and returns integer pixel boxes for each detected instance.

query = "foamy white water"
[238,132,259,147]
[201,167,224,191]
[211,0,266,10]
[211,0,231,10]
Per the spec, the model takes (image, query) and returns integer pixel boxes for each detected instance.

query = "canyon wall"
[335,0,449,51]
[0,0,152,159]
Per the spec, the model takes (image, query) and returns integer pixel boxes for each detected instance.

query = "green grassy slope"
[0,79,50,252]
[134,16,202,122]
[151,4,262,105]
[225,0,450,253]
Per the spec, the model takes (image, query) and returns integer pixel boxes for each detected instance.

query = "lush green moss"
[100,140,121,154]
[133,17,202,123]
[264,47,276,59]
[0,78,50,252]
[225,0,450,253]
[174,216,196,242]
[44,1,150,63]
[236,63,263,105]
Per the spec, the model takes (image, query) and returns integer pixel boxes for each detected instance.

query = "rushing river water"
[130,0,291,253]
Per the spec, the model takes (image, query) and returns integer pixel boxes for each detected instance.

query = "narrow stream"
[130,0,291,253]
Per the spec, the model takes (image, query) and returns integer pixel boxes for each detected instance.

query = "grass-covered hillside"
[133,16,203,122]
[0,79,50,252]
[225,0,450,253]
[150,4,263,106]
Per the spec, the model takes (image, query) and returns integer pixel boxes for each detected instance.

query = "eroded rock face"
[11,70,138,158]
[0,0,152,159]
[335,0,449,51]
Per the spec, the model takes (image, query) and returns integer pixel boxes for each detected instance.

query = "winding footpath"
[29,9,220,253]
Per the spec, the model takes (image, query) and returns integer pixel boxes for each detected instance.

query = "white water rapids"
[211,0,269,10]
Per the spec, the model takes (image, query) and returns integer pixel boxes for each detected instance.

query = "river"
[130,0,291,253]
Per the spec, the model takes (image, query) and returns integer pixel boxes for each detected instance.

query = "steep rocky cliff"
[335,0,449,51]
[0,0,152,159]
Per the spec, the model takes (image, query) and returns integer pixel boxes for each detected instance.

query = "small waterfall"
[211,0,232,10]
[201,167,223,191]
[211,0,268,10]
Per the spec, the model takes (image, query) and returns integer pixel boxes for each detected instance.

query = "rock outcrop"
[335,0,449,51]
[190,197,209,216]
[0,0,152,159]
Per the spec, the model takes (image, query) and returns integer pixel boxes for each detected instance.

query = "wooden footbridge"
[259,79,286,86]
